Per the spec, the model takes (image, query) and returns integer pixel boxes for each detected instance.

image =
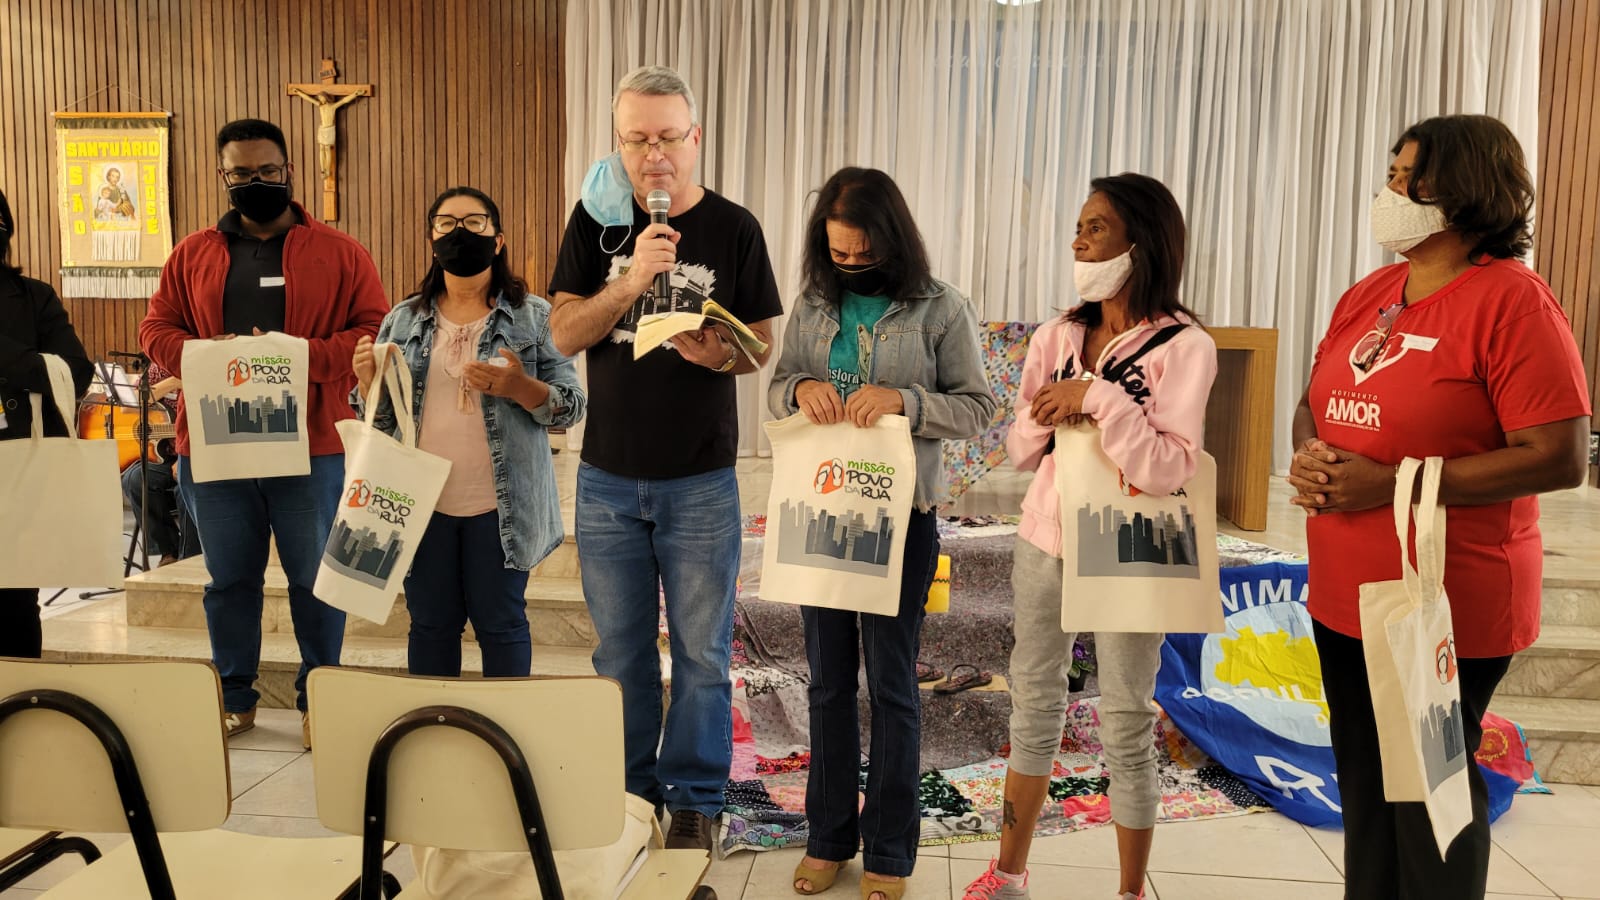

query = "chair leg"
[0,836,103,891]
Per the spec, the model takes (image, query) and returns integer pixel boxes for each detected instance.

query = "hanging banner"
[53,112,174,299]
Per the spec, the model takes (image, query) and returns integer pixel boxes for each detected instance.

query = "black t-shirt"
[548,189,783,479]
[219,210,290,336]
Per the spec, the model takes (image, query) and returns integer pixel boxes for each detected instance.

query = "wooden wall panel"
[1538,0,1600,484]
[1,0,564,364]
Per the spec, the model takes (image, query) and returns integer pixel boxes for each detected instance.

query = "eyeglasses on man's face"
[220,165,288,186]
[616,130,692,156]
[431,213,493,235]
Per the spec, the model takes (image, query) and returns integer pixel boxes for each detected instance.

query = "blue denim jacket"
[768,279,997,512]
[358,292,586,570]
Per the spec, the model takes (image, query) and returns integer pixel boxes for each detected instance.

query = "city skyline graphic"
[1076,502,1201,579]
[196,390,300,443]
[608,261,717,339]
[1420,697,1469,791]
[322,520,405,588]
[775,498,895,577]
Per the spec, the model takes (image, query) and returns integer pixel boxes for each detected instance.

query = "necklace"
[438,314,488,411]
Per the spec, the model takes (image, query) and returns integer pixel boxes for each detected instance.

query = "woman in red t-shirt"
[1290,115,1591,899]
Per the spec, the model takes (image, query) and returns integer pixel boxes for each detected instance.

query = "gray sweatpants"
[1007,540,1165,829]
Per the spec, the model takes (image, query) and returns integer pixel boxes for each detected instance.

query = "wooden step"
[122,541,597,648]
[1489,695,1600,785]
[524,576,598,648]
[1499,625,1600,702]
[41,595,604,710]
[1542,577,1600,628]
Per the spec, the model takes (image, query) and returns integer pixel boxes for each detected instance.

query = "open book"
[633,299,770,365]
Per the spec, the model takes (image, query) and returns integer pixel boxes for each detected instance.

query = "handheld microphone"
[646,189,672,303]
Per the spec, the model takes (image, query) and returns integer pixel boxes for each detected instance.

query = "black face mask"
[433,228,499,277]
[227,178,293,224]
[834,262,891,297]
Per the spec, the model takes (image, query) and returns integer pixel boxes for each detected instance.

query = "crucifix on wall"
[287,58,372,221]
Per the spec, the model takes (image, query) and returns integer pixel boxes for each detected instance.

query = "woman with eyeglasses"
[352,186,585,678]
[1290,115,1590,898]
[0,186,94,658]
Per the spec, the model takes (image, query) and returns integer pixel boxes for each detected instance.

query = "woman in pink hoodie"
[962,173,1217,900]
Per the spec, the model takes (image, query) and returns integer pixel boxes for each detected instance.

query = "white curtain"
[563,0,1540,470]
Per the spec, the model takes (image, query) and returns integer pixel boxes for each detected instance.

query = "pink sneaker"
[961,859,1030,899]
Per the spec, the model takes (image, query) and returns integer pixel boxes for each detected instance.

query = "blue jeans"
[576,463,740,818]
[404,510,533,678]
[178,455,346,713]
[802,510,939,878]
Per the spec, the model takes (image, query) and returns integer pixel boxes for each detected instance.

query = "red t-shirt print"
[1305,258,1591,658]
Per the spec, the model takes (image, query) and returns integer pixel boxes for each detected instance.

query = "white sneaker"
[961,859,1030,899]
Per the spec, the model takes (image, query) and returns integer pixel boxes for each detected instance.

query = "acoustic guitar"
[77,393,178,472]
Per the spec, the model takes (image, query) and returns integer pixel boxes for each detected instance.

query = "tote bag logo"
[1436,635,1458,685]
[344,481,416,527]
[814,458,845,494]
[346,479,372,508]
[226,354,294,385]
[813,457,897,500]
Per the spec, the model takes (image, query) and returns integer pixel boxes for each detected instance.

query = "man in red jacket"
[139,119,387,748]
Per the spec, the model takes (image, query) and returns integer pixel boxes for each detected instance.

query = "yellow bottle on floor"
[925,553,951,613]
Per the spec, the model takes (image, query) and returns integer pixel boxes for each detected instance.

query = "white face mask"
[1073,246,1135,302]
[1370,188,1448,254]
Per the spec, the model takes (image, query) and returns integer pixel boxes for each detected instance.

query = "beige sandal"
[861,873,907,900]
[793,858,844,895]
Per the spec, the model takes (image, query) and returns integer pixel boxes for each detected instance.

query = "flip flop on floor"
[915,660,945,683]
[933,663,993,694]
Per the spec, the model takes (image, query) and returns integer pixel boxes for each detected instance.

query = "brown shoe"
[664,809,717,854]
[223,708,256,738]
[860,874,907,900]
[793,857,845,894]
[301,712,311,750]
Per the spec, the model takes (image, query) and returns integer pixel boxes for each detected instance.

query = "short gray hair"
[612,66,699,127]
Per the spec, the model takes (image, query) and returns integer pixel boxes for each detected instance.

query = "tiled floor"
[13,461,1600,897]
[4,706,1598,898]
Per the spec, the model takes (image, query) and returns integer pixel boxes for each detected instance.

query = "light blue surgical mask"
[580,152,635,254]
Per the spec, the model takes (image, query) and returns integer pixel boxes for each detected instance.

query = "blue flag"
[1156,561,1516,827]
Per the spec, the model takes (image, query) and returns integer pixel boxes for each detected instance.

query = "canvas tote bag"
[313,342,451,624]
[180,332,311,483]
[760,413,917,616]
[1053,422,1221,634]
[0,354,125,589]
[1359,456,1472,857]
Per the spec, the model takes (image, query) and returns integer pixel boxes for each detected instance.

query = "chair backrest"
[307,668,626,853]
[0,658,230,833]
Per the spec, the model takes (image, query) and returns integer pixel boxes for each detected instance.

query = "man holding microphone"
[548,65,783,853]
